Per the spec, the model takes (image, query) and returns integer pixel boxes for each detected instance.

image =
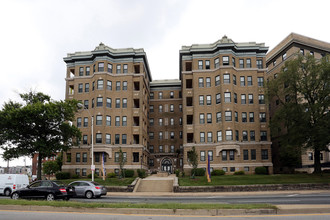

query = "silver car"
[68,181,107,199]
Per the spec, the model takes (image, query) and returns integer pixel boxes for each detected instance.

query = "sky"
[1,0,329,167]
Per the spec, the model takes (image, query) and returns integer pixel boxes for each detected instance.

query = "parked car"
[11,180,75,201]
[0,174,29,197]
[68,181,107,199]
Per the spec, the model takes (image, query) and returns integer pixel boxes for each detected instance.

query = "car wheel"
[85,191,94,199]
[46,193,55,201]
[4,189,11,197]
[11,192,19,200]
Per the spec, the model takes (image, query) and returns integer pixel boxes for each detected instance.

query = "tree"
[118,147,126,178]
[187,146,198,178]
[0,91,81,179]
[43,160,60,179]
[267,54,330,173]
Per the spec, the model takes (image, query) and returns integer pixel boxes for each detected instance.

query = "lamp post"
[77,103,94,181]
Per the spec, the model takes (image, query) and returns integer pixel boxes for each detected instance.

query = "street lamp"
[77,103,94,181]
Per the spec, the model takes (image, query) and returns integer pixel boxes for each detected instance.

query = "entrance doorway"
[161,158,172,173]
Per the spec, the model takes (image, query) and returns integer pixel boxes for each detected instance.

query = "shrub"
[211,169,225,176]
[255,166,268,175]
[87,173,99,178]
[124,169,135,178]
[107,173,116,178]
[71,174,80,179]
[55,172,70,180]
[181,171,185,177]
[137,169,146,178]
[192,168,205,176]
[175,169,180,177]
[234,171,245,175]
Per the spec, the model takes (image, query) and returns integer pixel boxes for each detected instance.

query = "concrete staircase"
[134,173,175,192]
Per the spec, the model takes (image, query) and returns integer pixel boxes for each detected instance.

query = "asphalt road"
[68,192,330,205]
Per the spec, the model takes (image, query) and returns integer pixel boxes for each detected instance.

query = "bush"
[175,169,180,177]
[107,173,116,178]
[255,167,268,175]
[55,172,70,180]
[71,174,80,179]
[234,171,245,175]
[124,169,135,178]
[137,169,146,178]
[211,169,225,176]
[192,168,205,176]
[181,171,185,177]
[87,173,99,178]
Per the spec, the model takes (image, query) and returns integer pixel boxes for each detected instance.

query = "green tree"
[0,91,81,179]
[56,152,63,171]
[43,160,60,179]
[187,146,198,178]
[118,147,126,178]
[267,55,330,173]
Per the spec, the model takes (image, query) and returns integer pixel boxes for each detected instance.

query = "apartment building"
[266,33,330,173]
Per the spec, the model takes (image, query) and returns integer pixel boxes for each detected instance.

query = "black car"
[11,180,75,201]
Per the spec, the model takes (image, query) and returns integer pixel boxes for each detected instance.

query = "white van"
[0,174,29,196]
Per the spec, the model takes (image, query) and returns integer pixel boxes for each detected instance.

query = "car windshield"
[91,181,101,186]
[53,181,66,187]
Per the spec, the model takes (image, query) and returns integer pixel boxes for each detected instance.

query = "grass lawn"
[179,173,330,186]
[59,177,136,186]
[0,199,276,210]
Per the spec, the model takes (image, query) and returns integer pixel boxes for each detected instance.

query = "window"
[206,95,211,105]
[115,116,120,126]
[242,112,247,122]
[198,60,203,69]
[273,60,276,66]
[170,91,174,98]
[215,75,220,86]
[149,146,154,153]
[149,118,154,126]
[170,118,174,125]
[250,130,255,141]
[122,116,127,126]
[308,152,313,160]
[207,113,212,123]
[259,112,266,122]
[251,149,256,160]
[179,104,182,112]
[198,77,204,87]
[230,167,235,172]
[240,76,245,86]
[205,60,210,69]
[217,131,222,142]
[216,93,221,104]
[77,117,82,127]
[226,130,233,141]
[199,95,204,105]
[84,100,89,109]
[282,53,287,61]
[97,97,103,107]
[224,92,231,103]
[159,118,163,126]
[106,81,112,91]
[207,132,212,142]
[249,112,254,122]
[235,111,238,122]
[159,132,163,140]
[200,132,205,143]
[159,105,163,113]
[216,112,221,123]
[122,134,127,144]
[76,153,80,162]
[199,113,205,124]
[149,132,154,139]
[116,65,121,73]
[257,60,263,69]
[86,66,90,75]
[123,64,128,73]
[97,79,104,90]
[214,58,220,68]
[223,74,230,84]
[105,134,111,144]
[123,81,127,90]
[115,152,119,162]
[248,94,253,104]
[107,63,113,73]
[261,149,269,160]
[96,115,102,125]
[122,98,127,108]
[247,76,252,86]
[257,77,264,87]
[98,62,104,72]
[115,98,120,108]
[106,98,111,108]
[235,130,239,141]
[150,92,154,99]
[239,59,244,68]
[246,59,251,68]
[223,56,229,65]
[241,94,246,104]
[234,93,237,103]
[200,151,205,161]
[179,117,182,125]
[232,57,236,67]
[222,151,227,161]
[310,51,314,56]
[92,98,94,108]
[150,105,154,112]
[258,94,265,104]
[83,135,88,144]
[115,134,120,144]
[206,77,211,87]
[78,83,83,93]
[229,150,235,160]
[96,133,102,143]
[158,92,163,99]
[85,83,89,92]
[242,130,248,141]
[170,104,174,112]
[170,131,175,139]
[159,145,163,153]
[106,115,111,126]
[116,81,120,90]
[260,131,267,141]
[225,111,232,121]
[208,151,213,161]
[83,117,88,127]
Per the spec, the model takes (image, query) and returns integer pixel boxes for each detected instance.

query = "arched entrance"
[161,158,172,173]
